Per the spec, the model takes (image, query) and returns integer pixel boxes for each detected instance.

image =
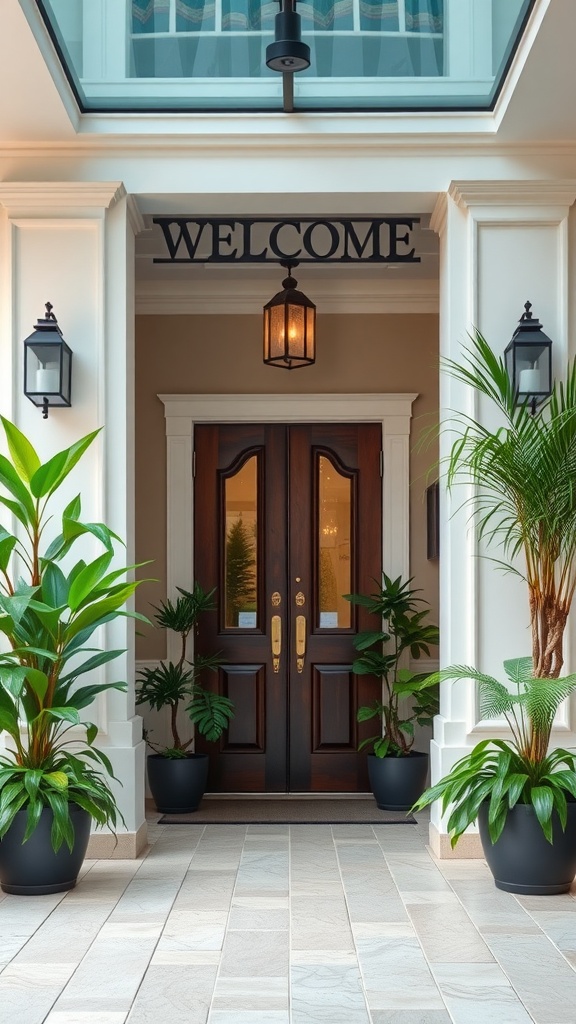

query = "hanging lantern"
[263,261,316,369]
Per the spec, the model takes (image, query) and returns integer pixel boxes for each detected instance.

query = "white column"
[0,182,146,858]
[429,180,576,857]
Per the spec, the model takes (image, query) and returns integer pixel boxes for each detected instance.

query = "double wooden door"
[194,422,382,792]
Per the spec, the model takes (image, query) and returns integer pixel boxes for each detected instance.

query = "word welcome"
[153,217,421,264]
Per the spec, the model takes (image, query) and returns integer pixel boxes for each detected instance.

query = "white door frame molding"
[159,392,417,658]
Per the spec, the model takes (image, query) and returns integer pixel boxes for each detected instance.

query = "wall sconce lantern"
[263,261,316,369]
[504,301,553,414]
[23,302,72,419]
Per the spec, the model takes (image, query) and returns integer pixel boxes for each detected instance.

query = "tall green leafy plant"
[344,574,439,757]
[136,582,233,756]
[0,417,148,851]
[442,330,576,678]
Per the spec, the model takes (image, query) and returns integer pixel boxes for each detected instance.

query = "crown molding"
[0,181,126,213]
[429,192,447,237]
[126,194,146,236]
[136,277,438,315]
[4,137,576,158]
[448,179,576,209]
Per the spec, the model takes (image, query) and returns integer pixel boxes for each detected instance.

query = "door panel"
[194,424,287,792]
[194,422,381,792]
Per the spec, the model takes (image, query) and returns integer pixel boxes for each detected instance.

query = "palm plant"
[414,658,576,845]
[0,417,148,852]
[415,331,576,857]
[136,582,233,756]
[441,329,576,679]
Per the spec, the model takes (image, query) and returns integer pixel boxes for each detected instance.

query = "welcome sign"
[153,217,421,264]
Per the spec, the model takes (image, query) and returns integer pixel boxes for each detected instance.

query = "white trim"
[17,0,81,133]
[137,279,439,315]
[448,180,576,209]
[160,393,417,649]
[0,182,126,213]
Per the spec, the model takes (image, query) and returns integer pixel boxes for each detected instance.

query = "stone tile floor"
[2,810,576,1022]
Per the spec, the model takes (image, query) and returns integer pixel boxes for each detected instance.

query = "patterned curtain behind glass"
[131,0,443,79]
[132,0,170,32]
[132,0,443,34]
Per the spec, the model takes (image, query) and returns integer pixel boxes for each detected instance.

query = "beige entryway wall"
[135,312,439,660]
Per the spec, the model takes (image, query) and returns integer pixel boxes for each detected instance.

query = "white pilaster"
[429,180,576,857]
[0,182,146,857]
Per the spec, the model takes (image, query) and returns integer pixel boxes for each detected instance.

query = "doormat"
[158,798,416,825]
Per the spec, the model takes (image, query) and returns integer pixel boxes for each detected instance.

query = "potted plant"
[136,582,233,813]
[414,657,576,893]
[414,329,576,893]
[344,573,439,810]
[0,417,148,895]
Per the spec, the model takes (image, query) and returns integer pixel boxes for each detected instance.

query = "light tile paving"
[1,811,576,1022]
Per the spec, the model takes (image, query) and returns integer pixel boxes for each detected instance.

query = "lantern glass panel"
[515,341,550,396]
[26,343,62,396]
[287,303,305,359]
[60,346,72,404]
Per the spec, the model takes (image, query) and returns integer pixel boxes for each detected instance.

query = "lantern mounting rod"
[282,72,294,114]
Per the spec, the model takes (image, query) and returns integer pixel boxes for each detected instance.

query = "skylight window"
[36,0,535,113]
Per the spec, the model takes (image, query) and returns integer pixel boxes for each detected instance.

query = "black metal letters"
[153,217,420,264]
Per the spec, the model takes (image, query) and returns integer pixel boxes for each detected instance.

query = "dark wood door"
[194,422,382,792]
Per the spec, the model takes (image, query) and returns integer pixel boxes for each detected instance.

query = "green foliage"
[344,574,439,757]
[0,417,150,851]
[225,518,256,626]
[413,658,576,846]
[414,332,576,850]
[440,329,576,679]
[153,581,217,636]
[136,583,233,754]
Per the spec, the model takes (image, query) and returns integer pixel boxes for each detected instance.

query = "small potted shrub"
[345,574,439,810]
[414,330,576,893]
[136,583,233,813]
[0,417,147,895]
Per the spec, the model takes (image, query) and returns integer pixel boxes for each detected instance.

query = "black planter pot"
[367,750,429,811]
[0,804,91,896]
[478,801,576,895]
[147,753,209,813]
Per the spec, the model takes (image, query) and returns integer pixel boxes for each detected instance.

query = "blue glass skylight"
[35,0,535,114]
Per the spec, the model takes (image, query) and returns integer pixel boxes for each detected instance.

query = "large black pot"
[478,801,576,895]
[367,751,429,811]
[0,804,91,896]
[147,753,209,813]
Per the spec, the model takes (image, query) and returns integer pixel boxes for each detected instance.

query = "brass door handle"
[271,614,282,673]
[296,614,306,673]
